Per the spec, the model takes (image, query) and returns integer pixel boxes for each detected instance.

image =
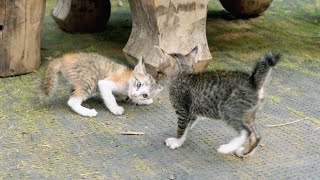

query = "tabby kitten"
[40,52,163,117]
[155,46,280,157]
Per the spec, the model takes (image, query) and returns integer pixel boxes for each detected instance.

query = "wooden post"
[51,0,111,33]
[0,0,46,77]
[123,0,212,77]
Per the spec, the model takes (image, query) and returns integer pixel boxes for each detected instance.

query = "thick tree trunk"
[0,0,46,77]
[123,0,212,77]
[51,0,111,33]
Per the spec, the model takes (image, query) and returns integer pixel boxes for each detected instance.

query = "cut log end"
[51,0,111,33]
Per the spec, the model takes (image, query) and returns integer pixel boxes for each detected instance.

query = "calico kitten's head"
[129,58,163,105]
[154,46,198,80]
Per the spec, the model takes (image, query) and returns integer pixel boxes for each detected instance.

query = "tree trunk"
[0,0,46,77]
[123,0,212,77]
[51,0,111,33]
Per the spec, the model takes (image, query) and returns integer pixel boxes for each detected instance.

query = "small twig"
[119,131,145,135]
[101,122,108,128]
[116,116,127,119]
[316,127,320,131]
[80,172,100,176]
[38,144,52,148]
[266,117,309,127]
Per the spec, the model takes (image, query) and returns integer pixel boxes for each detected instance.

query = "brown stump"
[219,0,273,18]
[123,0,212,77]
[0,0,46,77]
[51,0,111,33]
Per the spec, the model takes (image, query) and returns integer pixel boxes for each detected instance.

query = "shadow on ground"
[0,0,319,179]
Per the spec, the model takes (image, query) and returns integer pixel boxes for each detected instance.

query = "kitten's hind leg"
[165,109,193,149]
[217,129,248,154]
[235,111,261,157]
[218,104,253,155]
[67,96,98,117]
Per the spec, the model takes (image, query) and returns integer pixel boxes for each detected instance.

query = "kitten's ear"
[186,46,199,65]
[154,45,168,58]
[134,57,146,74]
[154,45,170,69]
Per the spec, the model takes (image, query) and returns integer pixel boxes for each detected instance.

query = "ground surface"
[0,0,319,179]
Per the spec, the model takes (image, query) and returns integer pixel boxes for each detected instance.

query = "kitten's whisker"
[129,101,137,109]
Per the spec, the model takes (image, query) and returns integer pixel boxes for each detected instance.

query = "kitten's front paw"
[110,105,124,115]
[165,137,182,149]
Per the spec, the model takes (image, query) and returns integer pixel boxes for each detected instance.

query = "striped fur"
[158,48,280,157]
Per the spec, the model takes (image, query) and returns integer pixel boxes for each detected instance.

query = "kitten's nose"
[131,93,138,98]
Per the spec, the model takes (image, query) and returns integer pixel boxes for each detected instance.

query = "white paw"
[87,109,98,117]
[235,146,245,157]
[165,137,181,149]
[217,144,237,154]
[110,105,124,115]
[80,109,98,117]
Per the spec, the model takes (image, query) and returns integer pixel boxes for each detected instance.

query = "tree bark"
[123,0,212,77]
[51,0,111,33]
[0,0,46,77]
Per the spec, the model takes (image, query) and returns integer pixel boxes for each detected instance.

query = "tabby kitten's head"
[129,58,163,105]
[154,46,198,80]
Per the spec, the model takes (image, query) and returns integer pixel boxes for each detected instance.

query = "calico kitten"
[39,52,163,117]
[155,46,280,157]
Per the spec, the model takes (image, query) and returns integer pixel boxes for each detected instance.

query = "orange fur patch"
[108,69,133,86]
[61,53,80,69]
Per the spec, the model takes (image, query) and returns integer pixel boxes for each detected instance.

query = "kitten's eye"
[137,81,141,88]
[142,94,148,98]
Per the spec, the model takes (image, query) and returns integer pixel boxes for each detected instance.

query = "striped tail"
[251,52,281,89]
[39,58,62,100]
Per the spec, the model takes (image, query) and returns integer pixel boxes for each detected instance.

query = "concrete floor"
[0,0,319,179]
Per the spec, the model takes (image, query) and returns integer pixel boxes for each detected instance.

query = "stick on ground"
[266,117,309,127]
[119,131,145,135]
[80,172,100,176]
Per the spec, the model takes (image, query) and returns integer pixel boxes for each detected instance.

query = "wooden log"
[0,0,46,77]
[219,0,273,18]
[51,0,111,33]
[123,0,212,77]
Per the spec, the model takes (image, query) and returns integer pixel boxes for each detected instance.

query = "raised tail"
[251,52,281,89]
[39,58,62,100]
